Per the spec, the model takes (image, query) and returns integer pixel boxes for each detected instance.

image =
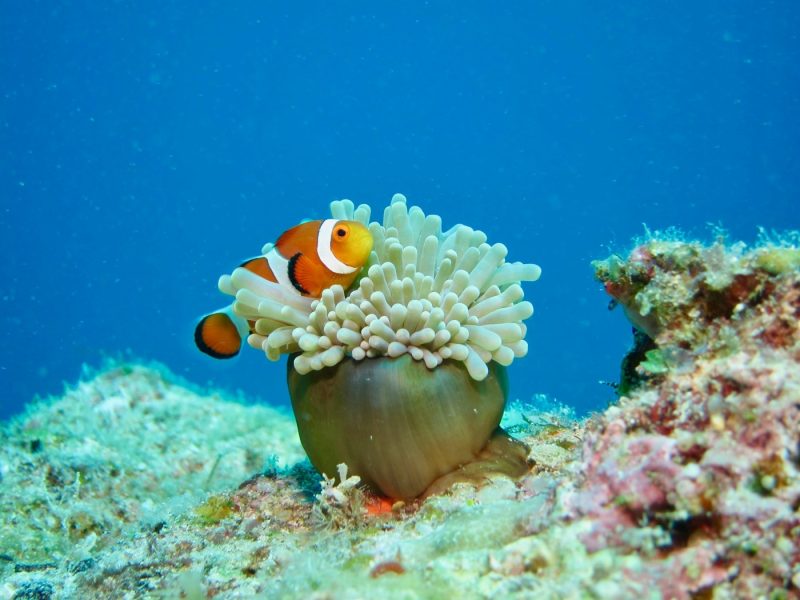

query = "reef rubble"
[1,233,798,599]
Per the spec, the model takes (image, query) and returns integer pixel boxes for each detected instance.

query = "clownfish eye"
[335,226,349,239]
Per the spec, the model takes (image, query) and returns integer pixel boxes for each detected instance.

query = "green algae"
[638,349,669,375]
[755,247,800,275]
[194,495,235,525]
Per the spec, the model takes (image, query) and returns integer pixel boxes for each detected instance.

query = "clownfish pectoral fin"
[194,306,250,359]
[287,252,323,296]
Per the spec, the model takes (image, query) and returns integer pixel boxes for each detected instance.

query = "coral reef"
[1,232,798,599]
[592,231,800,346]
[585,234,800,596]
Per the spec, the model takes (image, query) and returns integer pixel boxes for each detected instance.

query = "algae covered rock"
[2,230,798,599]
[0,362,303,569]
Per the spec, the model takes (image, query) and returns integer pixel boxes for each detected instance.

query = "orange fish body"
[195,219,373,359]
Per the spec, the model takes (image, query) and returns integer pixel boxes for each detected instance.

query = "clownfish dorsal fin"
[240,256,275,282]
[288,252,325,296]
[274,220,321,258]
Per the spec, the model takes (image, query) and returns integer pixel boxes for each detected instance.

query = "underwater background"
[1,1,798,420]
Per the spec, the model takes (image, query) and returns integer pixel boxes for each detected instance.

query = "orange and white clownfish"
[195,219,373,359]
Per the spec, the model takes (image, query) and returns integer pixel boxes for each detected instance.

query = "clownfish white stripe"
[318,219,358,275]
[266,248,303,296]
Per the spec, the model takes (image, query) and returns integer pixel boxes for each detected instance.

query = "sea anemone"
[220,194,541,499]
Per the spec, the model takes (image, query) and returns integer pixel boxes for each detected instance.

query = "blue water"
[1,2,798,419]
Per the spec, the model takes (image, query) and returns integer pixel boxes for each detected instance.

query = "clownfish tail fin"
[194,305,249,359]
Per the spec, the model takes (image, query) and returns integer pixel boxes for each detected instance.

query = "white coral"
[220,193,541,381]
[317,463,362,507]
[314,463,365,527]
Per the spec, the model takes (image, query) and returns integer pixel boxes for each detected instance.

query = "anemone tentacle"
[221,193,541,380]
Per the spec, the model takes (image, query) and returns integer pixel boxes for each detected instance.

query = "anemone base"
[287,354,509,500]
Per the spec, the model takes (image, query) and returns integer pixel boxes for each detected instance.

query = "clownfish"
[195,219,373,359]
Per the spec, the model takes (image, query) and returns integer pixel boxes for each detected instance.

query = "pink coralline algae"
[584,235,800,597]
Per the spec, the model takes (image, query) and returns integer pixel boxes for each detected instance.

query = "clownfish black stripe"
[287,252,311,295]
